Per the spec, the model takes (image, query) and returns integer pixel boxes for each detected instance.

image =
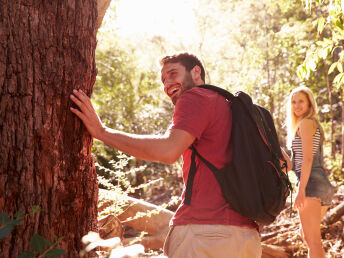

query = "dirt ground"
[260,184,344,257]
[96,184,344,257]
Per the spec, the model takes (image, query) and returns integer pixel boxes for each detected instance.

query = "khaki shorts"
[164,224,261,258]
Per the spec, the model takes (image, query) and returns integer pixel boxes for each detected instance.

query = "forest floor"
[145,184,344,257]
[96,184,344,257]
[259,184,344,257]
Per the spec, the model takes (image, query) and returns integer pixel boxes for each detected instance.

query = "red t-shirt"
[169,87,257,229]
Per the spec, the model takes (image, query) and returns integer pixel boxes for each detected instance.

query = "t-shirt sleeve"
[171,88,212,140]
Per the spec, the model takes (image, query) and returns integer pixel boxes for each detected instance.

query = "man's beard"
[182,72,196,92]
[172,73,196,105]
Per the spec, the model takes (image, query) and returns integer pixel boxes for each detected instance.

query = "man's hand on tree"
[70,89,105,139]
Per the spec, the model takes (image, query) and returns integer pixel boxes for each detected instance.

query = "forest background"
[94,0,343,204]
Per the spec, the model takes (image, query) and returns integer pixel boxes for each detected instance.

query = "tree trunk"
[341,87,344,176]
[324,60,336,158]
[0,1,105,256]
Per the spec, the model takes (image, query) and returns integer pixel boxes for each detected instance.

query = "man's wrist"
[96,124,107,141]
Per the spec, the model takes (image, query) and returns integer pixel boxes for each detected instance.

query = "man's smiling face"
[161,62,195,105]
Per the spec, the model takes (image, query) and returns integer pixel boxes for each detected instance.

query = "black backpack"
[184,85,292,224]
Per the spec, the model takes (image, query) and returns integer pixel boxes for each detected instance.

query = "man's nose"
[164,77,172,85]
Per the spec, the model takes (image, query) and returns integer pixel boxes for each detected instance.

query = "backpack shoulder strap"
[197,84,235,101]
[184,145,219,205]
[191,145,218,171]
[184,85,233,205]
[184,148,196,205]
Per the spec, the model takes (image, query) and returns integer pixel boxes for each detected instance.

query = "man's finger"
[70,107,86,122]
[72,89,93,112]
[70,94,84,108]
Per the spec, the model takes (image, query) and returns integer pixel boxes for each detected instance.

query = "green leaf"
[306,56,318,71]
[30,234,50,254]
[334,18,343,30]
[18,251,35,258]
[328,62,337,74]
[0,212,10,225]
[318,46,332,59]
[45,249,66,258]
[333,72,344,84]
[14,211,25,220]
[329,10,336,16]
[8,219,22,226]
[31,206,41,213]
[0,225,14,239]
[337,62,343,73]
[297,64,307,80]
[54,236,64,242]
[323,38,334,45]
[317,17,325,34]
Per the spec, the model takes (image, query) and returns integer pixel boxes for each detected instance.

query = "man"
[70,52,261,257]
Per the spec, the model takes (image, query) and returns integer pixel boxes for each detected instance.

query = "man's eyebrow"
[162,68,177,81]
[166,68,177,74]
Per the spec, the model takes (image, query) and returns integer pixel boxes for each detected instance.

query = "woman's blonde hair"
[286,86,324,149]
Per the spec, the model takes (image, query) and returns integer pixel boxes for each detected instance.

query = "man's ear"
[190,65,203,84]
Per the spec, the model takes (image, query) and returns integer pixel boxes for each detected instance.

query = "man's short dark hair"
[159,52,205,82]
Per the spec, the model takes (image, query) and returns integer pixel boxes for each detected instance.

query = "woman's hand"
[294,188,306,210]
[280,147,292,172]
[70,89,105,139]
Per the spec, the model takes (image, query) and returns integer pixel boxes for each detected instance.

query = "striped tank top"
[291,127,321,173]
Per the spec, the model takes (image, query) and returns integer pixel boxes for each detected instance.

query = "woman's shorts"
[295,168,335,206]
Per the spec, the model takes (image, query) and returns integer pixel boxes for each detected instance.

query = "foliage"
[97,151,182,216]
[182,0,342,154]
[89,155,181,257]
[92,37,184,200]
[297,0,344,178]
[0,211,23,239]
[326,152,344,184]
[299,0,344,88]
[0,208,65,258]
[92,43,169,162]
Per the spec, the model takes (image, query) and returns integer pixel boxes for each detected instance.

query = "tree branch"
[323,202,344,225]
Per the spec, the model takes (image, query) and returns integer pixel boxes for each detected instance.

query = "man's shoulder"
[183,86,226,102]
[175,86,230,117]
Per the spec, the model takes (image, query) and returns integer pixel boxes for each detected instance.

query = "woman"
[283,86,334,258]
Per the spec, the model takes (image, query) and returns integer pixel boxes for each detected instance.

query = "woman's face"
[291,92,310,119]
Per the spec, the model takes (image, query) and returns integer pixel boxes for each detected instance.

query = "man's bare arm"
[70,89,195,164]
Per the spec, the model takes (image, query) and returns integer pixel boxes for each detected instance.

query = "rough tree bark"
[0,0,109,256]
